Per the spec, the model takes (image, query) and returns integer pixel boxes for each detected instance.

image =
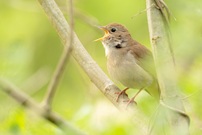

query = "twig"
[38,0,149,133]
[131,3,155,19]
[21,67,51,95]
[0,78,86,135]
[74,9,100,28]
[42,0,74,110]
[181,90,199,100]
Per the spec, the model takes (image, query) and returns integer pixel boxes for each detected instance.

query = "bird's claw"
[115,90,127,102]
[125,99,137,109]
[115,87,129,102]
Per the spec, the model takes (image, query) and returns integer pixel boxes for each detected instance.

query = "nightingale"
[95,23,160,104]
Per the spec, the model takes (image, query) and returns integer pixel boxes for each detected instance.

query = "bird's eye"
[111,28,116,32]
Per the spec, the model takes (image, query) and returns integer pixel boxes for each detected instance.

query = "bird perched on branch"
[95,23,160,105]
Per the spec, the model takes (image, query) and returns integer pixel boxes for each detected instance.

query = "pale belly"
[107,54,153,89]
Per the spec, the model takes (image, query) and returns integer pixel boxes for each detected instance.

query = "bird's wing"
[129,43,157,78]
[129,42,160,99]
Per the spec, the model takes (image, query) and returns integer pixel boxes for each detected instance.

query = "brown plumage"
[96,23,160,103]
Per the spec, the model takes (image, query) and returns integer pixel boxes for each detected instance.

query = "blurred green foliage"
[0,0,202,134]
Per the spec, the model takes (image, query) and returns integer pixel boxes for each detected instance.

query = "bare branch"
[0,78,86,135]
[42,0,74,110]
[21,67,50,95]
[146,0,190,134]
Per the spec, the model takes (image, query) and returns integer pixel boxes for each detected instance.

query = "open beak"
[94,26,109,41]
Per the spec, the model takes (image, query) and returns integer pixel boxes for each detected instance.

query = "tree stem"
[146,0,190,134]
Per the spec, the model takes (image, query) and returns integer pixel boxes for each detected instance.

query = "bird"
[95,23,160,105]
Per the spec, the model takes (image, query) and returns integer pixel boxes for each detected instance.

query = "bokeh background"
[0,0,202,134]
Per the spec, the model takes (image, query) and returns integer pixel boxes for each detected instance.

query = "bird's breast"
[107,50,153,89]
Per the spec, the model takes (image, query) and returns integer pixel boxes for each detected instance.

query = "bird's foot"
[124,88,144,109]
[115,87,129,102]
[124,98,137,109]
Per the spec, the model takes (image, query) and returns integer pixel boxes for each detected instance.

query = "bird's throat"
[115,44,122,49]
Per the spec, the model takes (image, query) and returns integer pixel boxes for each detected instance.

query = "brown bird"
[95,23,160,104]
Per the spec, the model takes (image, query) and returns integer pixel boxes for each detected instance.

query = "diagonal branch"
[38,0,149,133]
[38,0,135,112]
[0,78,86,135]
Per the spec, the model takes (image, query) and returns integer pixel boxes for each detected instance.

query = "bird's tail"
[146,79,160,100]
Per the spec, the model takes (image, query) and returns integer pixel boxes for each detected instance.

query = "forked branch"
[0,78,86,135]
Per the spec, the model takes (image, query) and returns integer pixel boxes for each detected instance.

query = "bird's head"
[95,23,132,49]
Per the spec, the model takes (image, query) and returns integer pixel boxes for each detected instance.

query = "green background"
[0,0,202,134]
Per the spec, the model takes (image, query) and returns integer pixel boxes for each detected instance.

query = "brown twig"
[0,78,86,135]
[42,0,74,110]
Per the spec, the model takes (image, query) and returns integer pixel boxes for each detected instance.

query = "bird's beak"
[94,26,109,41]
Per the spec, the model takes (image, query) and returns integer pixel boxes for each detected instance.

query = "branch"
[0,78,86,135]
[42,0,74,110]
[38,0,148,133]
[146,0,190,134]
[38,0,135,112]
[74,9,100,28]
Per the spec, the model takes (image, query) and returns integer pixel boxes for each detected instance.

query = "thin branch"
[21,67,51,95]
[42,0,74,110]
[146,0,190,134]
[131,4,155,19]
[0,78,86,135]
[38,0,149,133]
[74,9,100,28]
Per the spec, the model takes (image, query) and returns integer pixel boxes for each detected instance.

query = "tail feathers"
[145,79,160,100]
